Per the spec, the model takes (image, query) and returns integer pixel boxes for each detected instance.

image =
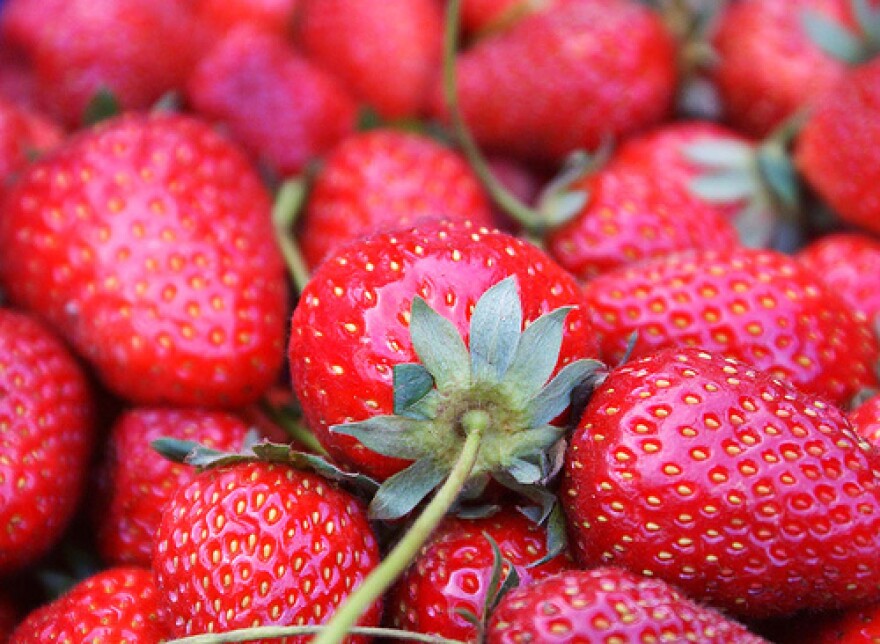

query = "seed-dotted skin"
[288,220,600,481]
[387,511,574,642]
[0,309,94,576]
[487,568,768,644]
[153,461,382,642]
[96,408,253,567]
[563,347,880,619]
[10,567,169,643]
[0,113,288,408]
[583,247,879,406]
[298,128,495,270]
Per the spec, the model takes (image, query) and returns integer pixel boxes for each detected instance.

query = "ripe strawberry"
[0,0,204,127]
[545,121,746,280]
[797,232,880,325]
[387,509,574,641]
[487,567,767,643]
[293,0,442,119]
[0,96,62,185]
[710,0,851,137]
[297,129,495,269]
[848,394,880,445]
[288,220,600,482]
[186,26,357,177]
[95,407,255,567]
[582,247,879,406]
[152,460,382,640]
[796,57,880,235]
[434,0,678,163]
[0,113,288,408]
[9,567,169,643]
[0,308,94,576]
[562,347,880,618]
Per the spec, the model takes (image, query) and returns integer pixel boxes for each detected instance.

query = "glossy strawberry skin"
[96,408,254,567]
[387,510,574,641]
[0,113,288,408]
[563,347,880,619]
[298,129,495,269]
[582,247,879,406]
[487,567,767,643]
[153,461,382,641]
[796,58,880,235]
[9,567,169,644]
[187,26,357,177]
[545,122,743,280]
[0,309,94,576]
[288,220,600,481]
[294,0,442,119]
[711,0,850,138]
[434,0,677,163]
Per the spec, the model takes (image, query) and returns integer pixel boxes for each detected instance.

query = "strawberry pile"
[4,0,880,643]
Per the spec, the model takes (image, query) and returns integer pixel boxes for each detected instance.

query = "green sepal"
[83,87,121,126]
[330,416,431,460]
[393,363,436,418]
[287,451,380,496]
[682,139,755,168]
[454,503,501,520]
[454,608,482,630]
[528,359,604,426]
[508,425,566,472]
[733,203,774,249]
[151,91,181,113]
[507,457,543,484]
[853,0,880,44]
[535,148,601,229]
[757,144,799,211]
[151,437,202,464]
[410,296,471,390]
[469,277,522,382]
[494,472,558,525]
[690,170,759,203]
[539,190,589,228]
[801,7,868,63]
[486,534,521,613]
[369,458,447,520]
[504,306,573,401]
[528,502,568,567]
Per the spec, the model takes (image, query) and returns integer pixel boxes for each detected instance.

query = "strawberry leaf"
[682,139,755,168]
[504,306,573,401]
[469,276,522,382]
[801,7,868,63]
[690,170,759,203]
[331,416,430,460]
[734,203,774,249]
[507,457,543,484]
[528,359,604,426]
[757,144,799,210]
[369,458,447,520]
[393,363,435,418]
[529,503,568,567]
[151,437,202,463]
[410,296,470,390]
[83,87,121,126]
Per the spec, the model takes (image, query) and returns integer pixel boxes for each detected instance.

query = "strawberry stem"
[164,625,466,643]
[312,413,488,644]
[271,178,311,294]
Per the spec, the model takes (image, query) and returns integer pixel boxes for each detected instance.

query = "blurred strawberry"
[188,0,300,40]
[187,26,357,177]
[294,0,442,119]
[0,0,204,127]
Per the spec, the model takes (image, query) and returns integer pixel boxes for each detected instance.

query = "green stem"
[442,0,544,236]
[272,178,312,294]
[165,625,466,644]
[258,398,329,457]
[311,418,487,644]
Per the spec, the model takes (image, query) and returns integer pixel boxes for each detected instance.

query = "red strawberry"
[796,58,880,235]
[487,567,768,643]
[95,407,255,567]
[186,26,357,177]
[562,347,880,618]
[288,220,600,482]
[9,567,169,643]
[710,0,851,137]
[387,510,574,641]
[0,308,94,576]
[545,121,746,280]
[0,113,288,408]
[297,128,496,269]
[582,247,879,406]
[848,394,880,445]
[797,232,880,325]
[293,0,442,119]
[188,0,300,40]
[434,0,678,163]
[0,0,204,127]
[152,460,382,640]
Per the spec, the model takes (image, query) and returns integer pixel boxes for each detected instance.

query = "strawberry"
[582,247,879,406]
[797,232,880,325]
[0,0,204,127]
[293,0,442,119]
[288,220,600,482]
[848,394,880,445]
[562,347,880,618]
[152,460,382,640]
[386,510,574,642]
[796,57,880,235]
[297,128,496,269]
[186,26,357,177]
[9,567,169,643]
[0,112,288,408]
[0,308,94,576]
[434,0,678,163]
[95,407,255,567]
[486,567,768,643]
[710,0,851,137]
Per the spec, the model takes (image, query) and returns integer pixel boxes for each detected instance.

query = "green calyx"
[802,0,880,65]
[331,276,603,522]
